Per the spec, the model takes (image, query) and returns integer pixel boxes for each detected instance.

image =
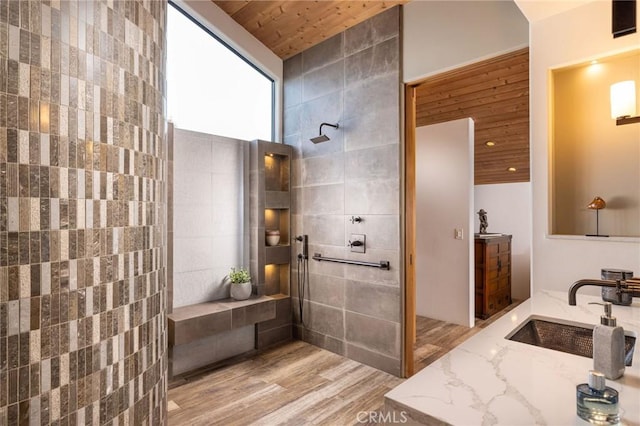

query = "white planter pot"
[230,281,252,300]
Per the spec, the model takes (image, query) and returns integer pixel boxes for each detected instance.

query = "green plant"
[228,267,251,284]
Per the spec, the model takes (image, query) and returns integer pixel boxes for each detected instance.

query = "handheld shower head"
[310,122,339,143]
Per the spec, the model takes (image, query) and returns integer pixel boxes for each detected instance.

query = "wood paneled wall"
[414,48,530,185]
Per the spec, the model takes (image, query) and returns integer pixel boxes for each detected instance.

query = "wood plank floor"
[168,302,521,425]
[414,301,522,372]
[167,340,403,425]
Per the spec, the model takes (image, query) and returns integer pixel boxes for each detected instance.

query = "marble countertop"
[385,291,640,425]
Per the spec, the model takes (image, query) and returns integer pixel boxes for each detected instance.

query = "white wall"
[174,0,284,141]
[475,183,532,300]
[528,1,640,292]
[403,0,528,82]
[416,119,474,327]
[173,128,250,307]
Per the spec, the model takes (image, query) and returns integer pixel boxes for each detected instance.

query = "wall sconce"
[586,196,608,237]
[610,80,640,125]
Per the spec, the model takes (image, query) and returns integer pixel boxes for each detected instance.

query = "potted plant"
[228,267,252,300]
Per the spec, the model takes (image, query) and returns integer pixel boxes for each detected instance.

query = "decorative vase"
[230,281,252,300]
[266,229,280,246]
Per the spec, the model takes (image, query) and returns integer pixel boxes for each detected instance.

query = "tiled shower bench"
[168,294,291,377]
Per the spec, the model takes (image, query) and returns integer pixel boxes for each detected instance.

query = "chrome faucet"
[568,278,640,305]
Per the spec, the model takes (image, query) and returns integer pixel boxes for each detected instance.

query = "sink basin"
[506,315,636,366]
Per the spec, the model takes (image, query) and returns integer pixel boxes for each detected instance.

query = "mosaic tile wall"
[0,0,168,424]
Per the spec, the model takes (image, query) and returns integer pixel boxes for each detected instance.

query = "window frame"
[168,1,276,141]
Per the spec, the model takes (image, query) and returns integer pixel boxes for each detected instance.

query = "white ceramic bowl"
[266,234,280,246]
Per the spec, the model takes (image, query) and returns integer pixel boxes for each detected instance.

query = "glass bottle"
[576,370,619,425]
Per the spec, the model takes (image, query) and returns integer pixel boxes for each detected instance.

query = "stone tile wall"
[284,7,402,376]
[171,127,249,308]
[0,1,168,423]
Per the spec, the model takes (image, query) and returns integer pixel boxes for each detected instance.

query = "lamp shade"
[610,80,636,119]
[587,196,606,210]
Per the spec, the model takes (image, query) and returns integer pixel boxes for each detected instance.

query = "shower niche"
[264,150,290,270]
[251,140,293,348]
[251,140,292,296]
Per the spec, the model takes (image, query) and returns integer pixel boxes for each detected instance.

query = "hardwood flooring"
[168,302,521,425]
[167,340,403,425]
[414,301,522,373]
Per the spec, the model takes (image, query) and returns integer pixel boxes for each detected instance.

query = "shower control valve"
[350,216,363,224]
[349,234,366,253]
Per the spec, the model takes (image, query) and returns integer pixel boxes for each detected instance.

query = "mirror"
[550,49,640,238]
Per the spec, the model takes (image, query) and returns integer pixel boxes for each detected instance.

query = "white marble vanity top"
[385,291,640,425]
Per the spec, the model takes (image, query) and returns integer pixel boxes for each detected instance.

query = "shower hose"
[297,252,308,327]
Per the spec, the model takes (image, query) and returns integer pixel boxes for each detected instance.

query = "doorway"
[403,48,532,377]
[403,98,475,377]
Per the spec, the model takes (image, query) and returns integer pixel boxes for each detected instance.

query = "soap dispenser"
[590,302,625,380]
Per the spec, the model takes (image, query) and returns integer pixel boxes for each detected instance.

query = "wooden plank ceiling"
[213,0,408,59]
[213,2,529,185]
[415,48,530,185]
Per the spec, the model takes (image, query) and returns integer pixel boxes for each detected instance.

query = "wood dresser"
[474,234,512,319]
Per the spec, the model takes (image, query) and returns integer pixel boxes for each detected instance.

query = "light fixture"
[485,141,496,147]
[586,196,608,237]
[610,80,640,125]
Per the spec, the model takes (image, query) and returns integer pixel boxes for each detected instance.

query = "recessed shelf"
[265,264,290,296]
[265,208,290,243]
[265,153,290,192]
[251,140,292,350]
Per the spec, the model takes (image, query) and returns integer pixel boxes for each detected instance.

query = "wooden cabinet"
[474,234,512,319]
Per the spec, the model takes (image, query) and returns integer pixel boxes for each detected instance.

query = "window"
[167,3,274,141]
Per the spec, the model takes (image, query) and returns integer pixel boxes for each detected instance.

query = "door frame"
[403,84,417,377]
[404,84,475,376]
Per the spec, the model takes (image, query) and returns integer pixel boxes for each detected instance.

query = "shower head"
[310,134,330,144]
[310,122,339,144]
